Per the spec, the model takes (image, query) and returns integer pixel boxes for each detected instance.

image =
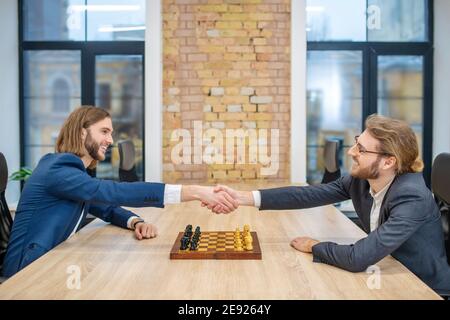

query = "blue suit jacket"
[3,153,165,277]
[259,173,450,292]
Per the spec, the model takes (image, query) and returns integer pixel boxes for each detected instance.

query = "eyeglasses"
[353,135,392,156]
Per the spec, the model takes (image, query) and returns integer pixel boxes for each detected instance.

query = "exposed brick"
[163,0,291,184]
[167,104,181,112]
[250,96,273,104]
[210,87,225,96]
[206,29,220,37]
[227,104,242,113]
[240,87,255,96]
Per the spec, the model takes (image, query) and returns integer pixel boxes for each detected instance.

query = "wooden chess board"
[170,231,262,260]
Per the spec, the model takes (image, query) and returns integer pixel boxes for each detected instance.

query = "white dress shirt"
[369,178,395,232]
[252,190,261,208]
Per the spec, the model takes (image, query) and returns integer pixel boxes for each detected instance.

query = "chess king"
[209,115,450,293]
[2,106,238,278]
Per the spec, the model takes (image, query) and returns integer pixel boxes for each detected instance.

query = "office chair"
[431,153,450,263]
[0,152,13,281]
[321,139,341,184]
[431,152,450,299]
[118,140,139,182]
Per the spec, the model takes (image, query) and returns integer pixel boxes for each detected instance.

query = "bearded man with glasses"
[211,114,450,293]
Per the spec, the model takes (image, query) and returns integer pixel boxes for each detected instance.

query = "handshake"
[181,185,255,214]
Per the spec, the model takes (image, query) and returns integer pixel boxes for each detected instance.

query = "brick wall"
[163,0,291,184]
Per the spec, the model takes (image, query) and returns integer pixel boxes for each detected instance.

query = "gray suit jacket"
[259,173,450,292]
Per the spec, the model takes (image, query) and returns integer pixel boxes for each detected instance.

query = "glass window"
[95,55,144,180]
[23,50,81,168]
[307,51,363,184]
[377,55,424,156]
[307,0,428,42]
[87,0,146,41]
[368,0,426,42]
[23,0,85,41]
[23,0,145,41]
[52,79,71,113]
[306,0,366,41]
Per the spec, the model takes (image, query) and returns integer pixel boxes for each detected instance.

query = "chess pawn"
[234,239,242,250]
[244,236,253,250]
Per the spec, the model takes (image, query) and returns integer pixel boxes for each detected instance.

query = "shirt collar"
[369,176,395,201]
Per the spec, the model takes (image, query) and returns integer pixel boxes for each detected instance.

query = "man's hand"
[134,221,158,240]
[203,185,254,214]
[181,185,238,214]
[290,236,319,253]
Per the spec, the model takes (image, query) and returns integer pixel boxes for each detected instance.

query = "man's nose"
[348,144,357,157]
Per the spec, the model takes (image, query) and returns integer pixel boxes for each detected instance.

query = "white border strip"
[291,0,307,183]
[145,0,163,182]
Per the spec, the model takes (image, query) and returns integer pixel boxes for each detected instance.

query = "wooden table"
[0,187,441,299]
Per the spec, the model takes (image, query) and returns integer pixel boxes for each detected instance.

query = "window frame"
[18,0,146,181]
[306,0,434,185]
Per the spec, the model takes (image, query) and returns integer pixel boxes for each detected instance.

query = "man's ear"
[81,128,87,141]
[384,156,397,170]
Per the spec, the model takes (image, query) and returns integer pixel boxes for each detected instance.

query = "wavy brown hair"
[55,106,111,169]
[365,114,424,175]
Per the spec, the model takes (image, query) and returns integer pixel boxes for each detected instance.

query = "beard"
[84,131,103,161]
[350,156,382,180]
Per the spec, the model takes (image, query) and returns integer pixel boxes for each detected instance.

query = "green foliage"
[9,167,33,181]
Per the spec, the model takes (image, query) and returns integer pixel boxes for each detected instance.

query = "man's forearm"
[236,191,255,206]
[181,185,204,202]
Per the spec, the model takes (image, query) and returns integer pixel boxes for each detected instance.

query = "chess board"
[170,231,262,260]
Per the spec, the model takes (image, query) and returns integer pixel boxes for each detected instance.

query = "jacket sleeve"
[259,175,352,210]
[46,154,165,208]
[88,204,138,229]
[311,191,429,272]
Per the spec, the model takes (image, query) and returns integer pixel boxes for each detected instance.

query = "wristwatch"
[132,218,145,230]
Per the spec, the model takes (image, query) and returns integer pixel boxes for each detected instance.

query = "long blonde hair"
[55,106,111,169]
[365,114,423,174]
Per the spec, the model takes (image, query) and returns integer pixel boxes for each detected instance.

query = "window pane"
[23,51,81,169]
[95,55,144,180]
[23,0,85,41]
[378,55,424,156]
[306,0,366,41]
[307,51,363,184]
[87,0,146,41]
[368,0,426,42]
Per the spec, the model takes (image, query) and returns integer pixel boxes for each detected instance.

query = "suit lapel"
[361,191,373,233]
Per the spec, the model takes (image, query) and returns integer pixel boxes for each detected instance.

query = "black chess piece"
[185,225,193,238]
[180,235,190,250]
[190,238,198,250]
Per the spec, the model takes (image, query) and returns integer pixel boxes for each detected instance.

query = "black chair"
[431,153,450,264]
[0,152,13,280]
[118,140,139,182]
[431,153,450,299]
[321,139,341,184]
